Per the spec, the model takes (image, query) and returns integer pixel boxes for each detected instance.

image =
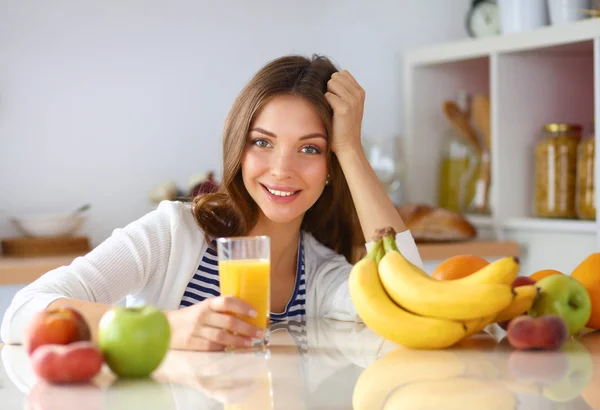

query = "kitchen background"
[1,0,599,320]
[0,0,472,243]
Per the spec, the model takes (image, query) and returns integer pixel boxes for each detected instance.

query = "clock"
[466,0,500,38]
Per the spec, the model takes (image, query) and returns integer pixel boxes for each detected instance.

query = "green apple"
[99,305,171,378]
[530,275,592,336]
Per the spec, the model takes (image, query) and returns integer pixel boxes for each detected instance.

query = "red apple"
[497,277,539,330]
[189,172,219,196]
[25,307,92,356]
[507,314,568,350]
[512,276,537,288]
[30,341,104,384]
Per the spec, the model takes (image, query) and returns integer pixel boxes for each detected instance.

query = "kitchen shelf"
[417,240,519,261]
[405,18,599,66]
[502,218,597,233]
[465,214,494,228]
[353,240,519,262]
[0,254,80,285]
[403,18,600,272]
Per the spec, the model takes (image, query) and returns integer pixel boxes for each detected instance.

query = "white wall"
[0,0,471,246]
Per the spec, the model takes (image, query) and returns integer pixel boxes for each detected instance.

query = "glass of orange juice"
[217,235,270,348]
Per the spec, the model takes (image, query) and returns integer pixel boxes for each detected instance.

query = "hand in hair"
[166,296,264,351]
[324,70,365,155]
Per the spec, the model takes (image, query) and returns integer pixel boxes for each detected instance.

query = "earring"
[325,174,330,185]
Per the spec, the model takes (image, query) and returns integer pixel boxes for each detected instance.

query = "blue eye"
[252,139,271,148]
[302,146,321,155]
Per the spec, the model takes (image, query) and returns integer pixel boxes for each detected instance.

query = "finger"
[210,296,257,318]
[327,74,354,101]
[324,91,350,114]
[339,70,362,92]
[334,71,365,103]
[196,326,254,348]
[204,312,264,339]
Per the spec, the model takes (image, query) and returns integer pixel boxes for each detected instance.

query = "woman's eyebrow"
[250,127,326,141]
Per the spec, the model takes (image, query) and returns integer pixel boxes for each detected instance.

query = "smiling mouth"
[260,184,300,197]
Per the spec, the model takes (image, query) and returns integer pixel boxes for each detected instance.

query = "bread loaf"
[397,204,477,243]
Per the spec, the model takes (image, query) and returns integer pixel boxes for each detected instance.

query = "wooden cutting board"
[1,236,91,257]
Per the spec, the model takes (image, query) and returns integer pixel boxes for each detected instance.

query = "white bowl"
[10,214,87,237]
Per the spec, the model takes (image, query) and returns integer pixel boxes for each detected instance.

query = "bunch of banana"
[349,227,538,349]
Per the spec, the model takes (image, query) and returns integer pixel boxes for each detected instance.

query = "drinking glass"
[217,236,270,348]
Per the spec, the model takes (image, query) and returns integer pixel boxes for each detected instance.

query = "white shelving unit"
[403,19,600,275]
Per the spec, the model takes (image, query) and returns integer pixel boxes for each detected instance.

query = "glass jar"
[467,150,491,215]
[534,123,582,218]
[438,91,479,212]
[438,130,479,213]
[576,131,595,220]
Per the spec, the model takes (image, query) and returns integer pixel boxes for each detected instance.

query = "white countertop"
[1,319,599,409]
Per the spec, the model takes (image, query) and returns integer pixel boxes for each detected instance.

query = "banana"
[462,314,497,339]
[352,347,466,410]
[378,234,515,320]
[382,377,516,410]
[348,245,469,350]
[494,284,539,323]
[448,256,520,286]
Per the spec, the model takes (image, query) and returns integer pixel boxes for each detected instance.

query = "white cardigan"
[1,201,423,344]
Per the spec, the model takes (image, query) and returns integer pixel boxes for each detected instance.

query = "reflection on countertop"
[1,319,599,409]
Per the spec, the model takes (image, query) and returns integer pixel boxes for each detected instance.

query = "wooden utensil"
[470,95,492,214]
[472,95,491,151]
[442,101,481,153]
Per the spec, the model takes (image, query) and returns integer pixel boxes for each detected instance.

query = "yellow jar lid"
[543,123,582,133]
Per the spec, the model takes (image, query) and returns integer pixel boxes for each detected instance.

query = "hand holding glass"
[217,236,270,347]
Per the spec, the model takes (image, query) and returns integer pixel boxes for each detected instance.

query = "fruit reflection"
[25,381,103,410]
[580,330,600,407]
[504,337,593,403]
[104,378,177,410]
[353,333,599,410]
[382,377,515,410]
[541,339,594,402]
[352,347,469,410]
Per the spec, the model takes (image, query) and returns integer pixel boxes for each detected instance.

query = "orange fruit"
[571,253,600,329]
[529,269,563,282]
[432,255,489,280]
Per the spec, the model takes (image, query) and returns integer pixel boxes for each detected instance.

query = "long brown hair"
[192,54,363,262]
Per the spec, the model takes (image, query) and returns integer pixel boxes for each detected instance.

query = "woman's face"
[241,94,328,226]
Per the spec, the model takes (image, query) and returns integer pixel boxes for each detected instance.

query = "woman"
[1,54,422,351]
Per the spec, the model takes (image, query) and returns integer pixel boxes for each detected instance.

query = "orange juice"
[219,259,270,329]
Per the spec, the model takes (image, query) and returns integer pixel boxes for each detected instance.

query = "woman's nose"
[269,148,295,179]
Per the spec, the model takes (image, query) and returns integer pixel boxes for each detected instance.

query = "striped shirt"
[179,235,307,323]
